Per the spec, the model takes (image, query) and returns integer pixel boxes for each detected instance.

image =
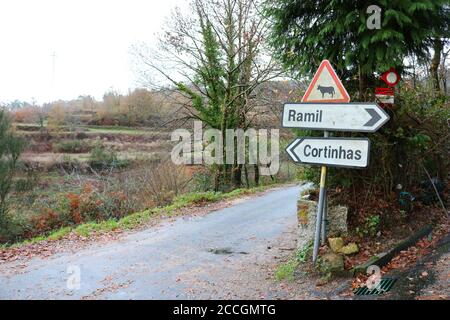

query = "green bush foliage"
[53,139,90,153]
[0,110,25,222]
[88,142,126,170]
[0,183,134,243]
[297,86,449,228]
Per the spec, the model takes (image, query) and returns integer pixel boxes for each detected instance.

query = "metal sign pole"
[321,188,327,244]
[321,131,329,245]
[313,157,327,264]
[313,129,329,263]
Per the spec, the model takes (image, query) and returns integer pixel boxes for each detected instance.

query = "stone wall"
[297,197,348,251]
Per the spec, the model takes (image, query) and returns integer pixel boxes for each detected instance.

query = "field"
[1,122,298,244]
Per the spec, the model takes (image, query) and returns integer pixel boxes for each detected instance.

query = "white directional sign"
[282,103,389,133]
[286,137,370,168]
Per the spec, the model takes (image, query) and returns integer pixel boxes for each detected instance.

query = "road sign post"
[314,161,327,260]
[321,131,329,245]
[298,60,352,263]
[321,186,327,245]
[282,59,390,264]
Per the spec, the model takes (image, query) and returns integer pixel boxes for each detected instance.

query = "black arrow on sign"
[285,138,302,163]
[363,108,382,127]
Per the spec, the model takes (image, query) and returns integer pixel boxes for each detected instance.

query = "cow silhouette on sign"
[317,85,335,98]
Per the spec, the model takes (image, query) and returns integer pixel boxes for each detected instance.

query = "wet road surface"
[0,184,307,299]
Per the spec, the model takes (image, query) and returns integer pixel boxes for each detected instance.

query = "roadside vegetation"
[1,182,287,249]
[0,112,25,224]
[275,242,314,282]
[0,102,299,245]
[0,0,448,280]
[266,0,449,282]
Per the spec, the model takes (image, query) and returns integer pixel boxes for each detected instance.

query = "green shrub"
[88,142,124,170]
[0,211,31,243]
[15,178,35,192]
[53,139,89,153]
[354,214,383,238]
[297,241,313,263]
[192,169,215,192]
[0,110,26,221]
[14,166,40,192]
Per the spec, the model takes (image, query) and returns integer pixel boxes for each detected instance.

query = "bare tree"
[132,0,284,188]
[439,41,450,94]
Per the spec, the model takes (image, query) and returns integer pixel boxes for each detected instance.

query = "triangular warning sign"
[302,60,350,103]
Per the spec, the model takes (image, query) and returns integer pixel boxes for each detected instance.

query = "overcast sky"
[0,0,185,104]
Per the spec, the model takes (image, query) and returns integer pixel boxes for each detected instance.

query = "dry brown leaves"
[415,295,448,300]
[382,221,449,273]
[351,220,449,289]
[0,190,267,264]
[0,230,123,264]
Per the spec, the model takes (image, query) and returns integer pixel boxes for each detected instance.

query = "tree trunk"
[214,168,220,192]
[430,38,443,93]
[233,164,242,188]
[244,165,249,188]
[225,164,232,187]
[254,164,259,186]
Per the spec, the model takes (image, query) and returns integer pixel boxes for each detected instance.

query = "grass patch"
[275,260,299,282]
[18,235,47,247]
[223,188,252,199]
[84,126,149,135]
[275,242,313,282]
[2,183,285,249]
[73,220,119,237]
[222,185,268,199]
[117,210,153,230]
[47,227,72,241]
[172,191,222,207]
[297,241,313,263]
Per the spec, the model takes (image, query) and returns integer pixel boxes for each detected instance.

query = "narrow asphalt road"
[0,184,308,299]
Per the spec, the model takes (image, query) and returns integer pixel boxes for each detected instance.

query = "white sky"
[0,0,185,104]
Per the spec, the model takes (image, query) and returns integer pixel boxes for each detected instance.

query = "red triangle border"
[302,60,350,103]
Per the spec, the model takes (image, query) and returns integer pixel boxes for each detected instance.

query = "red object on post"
[375,87,394,95]
[375,87,395,106]
[380,68,400,86]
